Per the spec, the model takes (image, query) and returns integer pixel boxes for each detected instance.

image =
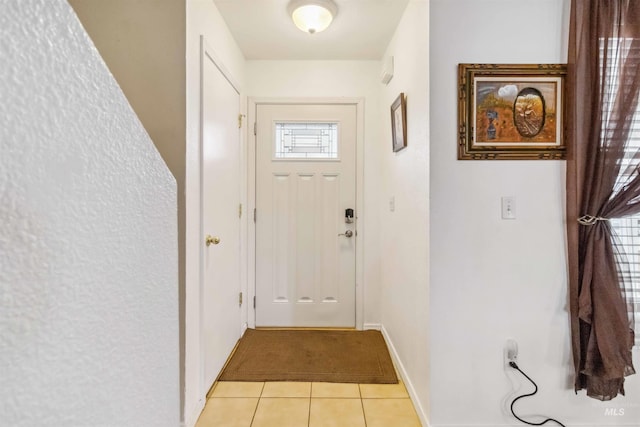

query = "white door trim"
[198,35,243,399]
[247,97,365,330]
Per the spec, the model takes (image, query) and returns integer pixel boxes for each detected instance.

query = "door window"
[274,122,339,160]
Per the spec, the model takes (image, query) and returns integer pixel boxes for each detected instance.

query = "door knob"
[338,230,353,238]
[205,235,221,246]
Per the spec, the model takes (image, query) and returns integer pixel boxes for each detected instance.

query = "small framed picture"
[391,93,407,152]
[458,63,566,160]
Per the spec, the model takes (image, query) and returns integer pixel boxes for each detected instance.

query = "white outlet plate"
[505,338,518,366]
[501,196,516,220]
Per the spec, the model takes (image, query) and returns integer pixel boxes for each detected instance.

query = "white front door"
[255,104,357,327]
[201,44,241,390]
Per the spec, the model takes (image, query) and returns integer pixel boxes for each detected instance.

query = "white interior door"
[255,104,357,327]
[201,45,241,390]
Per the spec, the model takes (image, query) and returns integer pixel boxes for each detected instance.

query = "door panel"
[201,49,240,389]
[255,104,357,327]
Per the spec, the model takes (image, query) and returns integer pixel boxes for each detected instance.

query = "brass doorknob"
[205,235,221,246]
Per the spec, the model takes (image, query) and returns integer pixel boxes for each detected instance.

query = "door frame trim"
[247,97,365,330]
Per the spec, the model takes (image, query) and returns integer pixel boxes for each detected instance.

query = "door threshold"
[255,326,357,331]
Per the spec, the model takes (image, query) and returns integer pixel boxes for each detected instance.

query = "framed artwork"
[391,93,407,152]
[458,64,567,160]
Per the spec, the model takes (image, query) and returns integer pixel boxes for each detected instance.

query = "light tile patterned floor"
[195,381,421,427]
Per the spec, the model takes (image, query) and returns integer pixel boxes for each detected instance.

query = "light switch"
[501,196,516,219]
[389,196,395,212]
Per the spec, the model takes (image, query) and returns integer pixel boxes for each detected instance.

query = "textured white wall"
[245,59,383,328]
[430,1,639,426]
[377,1,430,425]
[0,1,179,426]
[63,4,188,420]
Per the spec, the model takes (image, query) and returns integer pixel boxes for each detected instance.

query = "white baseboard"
[363,323,381,330]
[380,325,431,427]
[241,322,248,335]
[427,424,640,427]
[182,398,205,427]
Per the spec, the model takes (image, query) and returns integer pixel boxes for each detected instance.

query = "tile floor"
[195,380,422,427]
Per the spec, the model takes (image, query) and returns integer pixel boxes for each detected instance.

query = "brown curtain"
[567,0,640,400]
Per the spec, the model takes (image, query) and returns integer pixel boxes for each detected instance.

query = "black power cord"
[509,361,567,427]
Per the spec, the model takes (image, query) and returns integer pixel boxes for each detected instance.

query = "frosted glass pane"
[275,122,338,159]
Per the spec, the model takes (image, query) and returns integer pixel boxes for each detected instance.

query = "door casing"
[247,98,365,330]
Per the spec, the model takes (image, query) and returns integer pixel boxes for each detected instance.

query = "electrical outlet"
[504,338,518,367]
[501,196,516,220]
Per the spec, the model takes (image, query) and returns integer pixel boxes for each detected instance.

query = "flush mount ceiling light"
[288,0,338,34]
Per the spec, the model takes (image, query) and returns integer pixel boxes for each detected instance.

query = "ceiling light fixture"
[288,0,338,34]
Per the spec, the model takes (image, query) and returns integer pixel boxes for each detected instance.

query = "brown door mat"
[218,329,398,384]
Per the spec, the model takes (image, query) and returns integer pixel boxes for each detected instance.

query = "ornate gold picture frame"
[458,64,567,160]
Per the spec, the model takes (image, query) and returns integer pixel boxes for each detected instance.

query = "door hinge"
[253,208,257,223]
[253,122,257,136]
[253,295,256,309]
[239,203,243,218]
[238,114,244,129]
[239,292,243,307]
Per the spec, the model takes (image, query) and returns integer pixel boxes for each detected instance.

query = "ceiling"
[212,0,410,60]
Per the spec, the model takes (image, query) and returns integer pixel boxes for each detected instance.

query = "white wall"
[246,59,383,328]
[68,0,186,183]
[184,1,246,425]
[66,0,188,420]
[377,1,430,425]
[429,1,640,426]
[0,1,179,426]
